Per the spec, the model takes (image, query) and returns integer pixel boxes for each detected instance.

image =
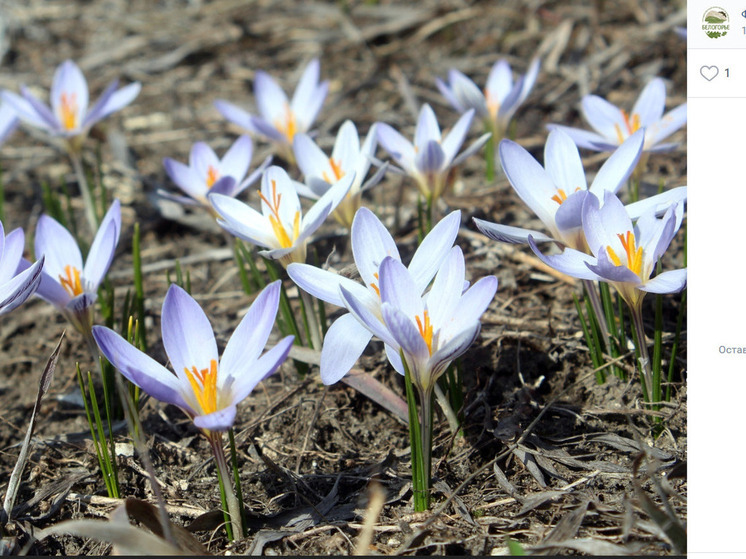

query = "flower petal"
[254,71,288,124]
[408,209,460,292]
[220,135,253,181]
[528,236,600,281]
[351,207,400,290]
[320,314,373,384]
[84,82,140,128]
[379,256,423,320]
[640,268,687,294]
[193,406,237,431]
[214,100,258,134]
[632,78,666,126]
[92,325,190,410]
[588,129,644,196]
[221,280,281,378]
[35,215,83,281]
[163,157,205,199]
[0,257,43,315]
[545,129,587,193]
[51,60,88,131]
[228,334,294,405]
[161,284,218,377]
[473,217,554,245]
[84,200,121,289]
[499,139,558,232]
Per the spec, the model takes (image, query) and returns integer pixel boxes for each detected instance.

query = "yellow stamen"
[606,231,643,276]
[59,265,84,297]
[322,158,345,183]
[206,165,220,188]
[274,103,297,144]
[613,110,641,144]
[59,92,78,131]
[184,359,219,415]
[415,310,434,356]
[258,179,298,249]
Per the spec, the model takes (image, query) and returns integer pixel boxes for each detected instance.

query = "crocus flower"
[0,102,19,146]
[436,57,540,141]
[215,58,328,164]
[528,190,686,310]
[0,222,44,315]
[293,120,386,228]
[159,135,270,211]
[32,200,121,334]
[209,165,352,268]
[547,77,687,154]
[376,247,497,395]
[1,60,141,151]
[376,104,490,204]
[287,207,461,384]
[92,281,294,432]
[473,129,687,252]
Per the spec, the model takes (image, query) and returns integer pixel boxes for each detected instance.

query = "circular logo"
[702,6,729,38]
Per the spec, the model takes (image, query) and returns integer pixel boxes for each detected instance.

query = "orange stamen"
[415,310,434,355]
[59,265,84,297]
[551,189,568,206]
[59,92,78,131]
[274,103,297,143]
[613,110,641,144]
[184,359,219,415]
[369,272,380,297]
[258,179,298,248]
[206,165,220,188]
[607,231,643,276]
[322,158,345,183]
[550,187,582,206]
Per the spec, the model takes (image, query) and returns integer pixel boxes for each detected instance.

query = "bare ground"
[0,0,686,555]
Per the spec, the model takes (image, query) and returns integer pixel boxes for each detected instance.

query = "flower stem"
[300,288,323,351]
[208,432,244,540]
[69,151,99,236]
[628,301,653,405]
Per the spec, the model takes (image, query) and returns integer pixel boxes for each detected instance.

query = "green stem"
[208,432,243,540]
[69,151,99,235]
[628,301,653,405]
[300,289,323,350]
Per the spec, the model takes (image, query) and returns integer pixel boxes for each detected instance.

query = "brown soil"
[0,0,686,556]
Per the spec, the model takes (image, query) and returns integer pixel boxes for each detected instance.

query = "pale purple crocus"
[32,200,121,334]
[436,57,540,141]
[528,190,686,311]
[209,165,352,268]
[377,247,497,395]
[293,120,386,228]
[287,207,461,385]
[215,58,328,164]
[528,190,685,398]
[1,60,141,150]
[0,102,19,146]
[547,77,687,154]
[376,104,490,205]
[159,135,270,211]
[473,128,686,252]
[0,222,44,315]
[92,281,294,433]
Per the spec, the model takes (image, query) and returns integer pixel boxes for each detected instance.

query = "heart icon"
[700,65,719,81]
